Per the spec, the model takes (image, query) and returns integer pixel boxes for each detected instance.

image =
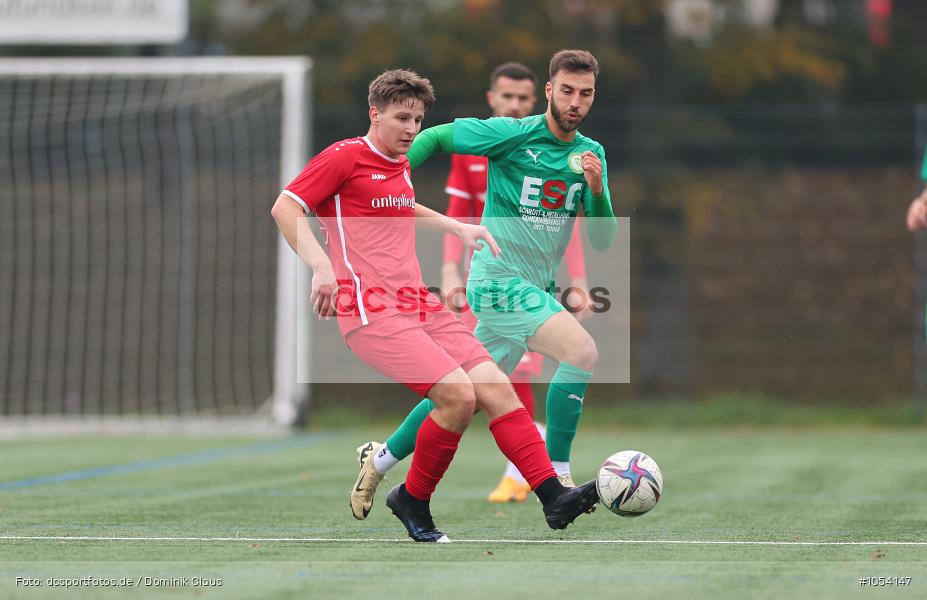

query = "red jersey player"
[271,69,599,542]
[355,64,591,507]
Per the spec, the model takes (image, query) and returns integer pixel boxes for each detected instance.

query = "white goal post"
[0,57,312,428]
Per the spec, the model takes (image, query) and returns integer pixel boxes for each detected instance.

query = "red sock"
[488,407,556,490]
[404,415,462,501]
[511,380,535,419]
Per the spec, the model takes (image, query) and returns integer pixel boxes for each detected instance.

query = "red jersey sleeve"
[444,154,475,202]
[564,219,587,279]
[443,154,477,265]
[282,141,357,213]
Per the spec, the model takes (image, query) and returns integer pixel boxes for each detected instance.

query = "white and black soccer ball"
[596,450,663,517]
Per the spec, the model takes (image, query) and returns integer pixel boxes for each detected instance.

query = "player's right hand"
[580,151,604,196]
[457,222,502,257]
[907,194,927,232]
[310,263,338,320]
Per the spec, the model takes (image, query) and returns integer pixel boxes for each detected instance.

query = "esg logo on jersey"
[519,176,583,212]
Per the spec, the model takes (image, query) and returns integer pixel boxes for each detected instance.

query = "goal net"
[0,57,311,426]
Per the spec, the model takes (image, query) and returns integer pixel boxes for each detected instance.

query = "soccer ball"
[596,450,663,517]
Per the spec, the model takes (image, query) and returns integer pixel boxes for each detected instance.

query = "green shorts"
[466,277,565,374]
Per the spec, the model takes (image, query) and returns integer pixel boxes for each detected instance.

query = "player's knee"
[483,363,511,386]
[571,336,598,371]
[471,370,522,417]
[444,384,477,422]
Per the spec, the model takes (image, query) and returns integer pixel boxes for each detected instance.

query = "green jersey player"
[351,50,618,519]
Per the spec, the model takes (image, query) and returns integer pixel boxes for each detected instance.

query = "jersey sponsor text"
[371,193,416,210]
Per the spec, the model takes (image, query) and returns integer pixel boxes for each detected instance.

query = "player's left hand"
[457,223,501,257]
[580,151,603,196]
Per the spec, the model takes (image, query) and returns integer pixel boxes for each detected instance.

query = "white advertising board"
[0,0,188,45]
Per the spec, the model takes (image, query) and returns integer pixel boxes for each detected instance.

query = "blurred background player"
[273,68,600,542]
[438,62,590,503]
[905,143,927,232]
[906,143,927,357]
[352,50,617,519]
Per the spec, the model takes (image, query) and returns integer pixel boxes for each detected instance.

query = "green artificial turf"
[1,425,926,598]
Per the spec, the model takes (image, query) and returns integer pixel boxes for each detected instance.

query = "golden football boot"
[557,473,576,488]
[350,441,385,520]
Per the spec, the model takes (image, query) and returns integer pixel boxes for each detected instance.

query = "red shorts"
[344,309,493,397]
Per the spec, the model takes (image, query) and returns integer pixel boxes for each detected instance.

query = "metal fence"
[2,100,924,415]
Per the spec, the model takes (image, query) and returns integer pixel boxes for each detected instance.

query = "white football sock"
[535,421,546,440]
[552,461,571,477]
[503,461,528,485]
[372,444,399,474]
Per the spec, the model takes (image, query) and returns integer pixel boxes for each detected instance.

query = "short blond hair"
[368,69,436,111]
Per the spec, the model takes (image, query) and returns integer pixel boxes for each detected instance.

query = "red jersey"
[444,153,488,217]
[284,136,440,335]
[443,154,586,278]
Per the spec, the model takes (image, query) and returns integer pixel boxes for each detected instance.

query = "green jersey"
[452,114,610,288]
[922,144,927,181]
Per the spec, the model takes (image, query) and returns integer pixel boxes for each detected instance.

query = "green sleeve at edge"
[407,123,456,170]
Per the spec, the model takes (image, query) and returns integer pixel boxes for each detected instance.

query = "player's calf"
[472,363,597,527]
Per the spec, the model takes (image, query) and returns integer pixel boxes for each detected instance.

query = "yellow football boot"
[487,475,531,503]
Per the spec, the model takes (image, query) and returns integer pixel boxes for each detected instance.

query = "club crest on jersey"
[567,152,584,174]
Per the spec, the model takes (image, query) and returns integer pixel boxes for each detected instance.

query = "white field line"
[2,536,927,546]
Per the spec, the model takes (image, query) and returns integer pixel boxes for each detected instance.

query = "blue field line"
[0,433,341,492]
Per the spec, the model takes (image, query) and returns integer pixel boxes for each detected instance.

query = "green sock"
[384,398,435,460]
[545,363,592,462]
